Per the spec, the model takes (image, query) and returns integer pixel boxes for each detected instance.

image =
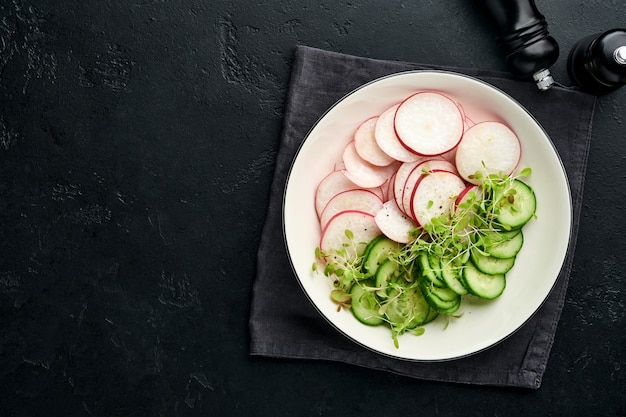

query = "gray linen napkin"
[249,45,596,389]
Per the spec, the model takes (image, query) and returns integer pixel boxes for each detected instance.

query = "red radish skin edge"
[454,184,479,209]
[319,210,382,257]
[394,91,464,157]
[399,158,457,216]
[374,200,417,244]
[319,189,384,231]
[353,117,396,167]
[342,141,399,188]
[409,169,466,226]
[455,121,522,184]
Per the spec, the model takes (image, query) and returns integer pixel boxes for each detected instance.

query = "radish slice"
[342,141,399,188]
[454,184,484,212]
[440,146,457,164]
[319,189,384,231]
[375,200,417,244]
[315,169,384,217]
[374,104,422,163]
[454,184,484,241]
[392,159,428,214]
[394,92,464,156]
[400,158,458,215]
[410,170,466,226]
[315,170,360,217]
[354,117,396,167]
[381,174,394,202]
[320,210,382,259]
[455,121,521,184]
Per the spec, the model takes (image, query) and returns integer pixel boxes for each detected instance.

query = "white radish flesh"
[342,141,399,188]
[392,159,428,214]
[374,200,417,244]
[410,170,466,226]
[374,104,422,163]
[354,117,396,167]
[400,158,458,216]
[320,210,382,259]
[319,189,383,231]
[394,92,464,156]
[315,170,360,217]
[315,169,384,217]
[455,121,521,185]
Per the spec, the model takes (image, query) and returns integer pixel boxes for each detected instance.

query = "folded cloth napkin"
[249,45,596,389]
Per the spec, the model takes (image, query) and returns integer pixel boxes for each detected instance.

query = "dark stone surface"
[0,1,623,416]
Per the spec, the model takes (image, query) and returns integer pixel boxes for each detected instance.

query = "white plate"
[283,71,572,361]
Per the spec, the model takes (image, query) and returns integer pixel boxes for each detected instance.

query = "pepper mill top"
[567,29,626,95]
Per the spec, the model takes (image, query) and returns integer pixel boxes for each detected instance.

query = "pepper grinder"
[567,29,626,95]
[475,0,560,90]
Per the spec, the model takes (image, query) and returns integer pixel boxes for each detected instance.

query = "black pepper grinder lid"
[567,29,626,95]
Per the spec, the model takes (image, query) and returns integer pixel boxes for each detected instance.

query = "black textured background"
[0,1,624,416]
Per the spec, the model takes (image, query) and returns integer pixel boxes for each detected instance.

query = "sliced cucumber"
[419,251,446,288]
[421,283,461,313]
[374,258,401,295]
[461,262,506,299]
[496,179,536,230]
[486,230,524,259]
[385,287,431,329]
[470,249,516,275]
[423,307,440,324]
[440,257,469,295]
[362,235,400,276]
[350,281,384,326]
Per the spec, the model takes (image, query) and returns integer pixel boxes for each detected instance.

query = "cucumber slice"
[462,262,506,299]
[421,283,461,313]
[385,287,431,329]
[374,258,400,294]
[362,235,400,276]
[350,281,384,326]
[486,230,524,259]
[440,258,469,295]
[423,307,440,324]
[495,179,536,230]
[419,251,446,288]
[470,249,516,275]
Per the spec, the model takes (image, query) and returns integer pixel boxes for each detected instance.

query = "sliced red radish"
[392,159,428,214]
[342,141,399,188]
[374,104,422,163]
[455,121,521,184]
[320,210,382,259]
[394,92,464,156]
[400,158,458,215]
[319,189,383,231]
[374,200,417,244]
[315,169,384,217]
[354,117,396,167]
[440,146,457,164]
[410,170,466,226]
[315,170,360,217]
[453,184,484,240]
[381,174,394,202]
[454,184,484,212]
[464,115,477,129]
